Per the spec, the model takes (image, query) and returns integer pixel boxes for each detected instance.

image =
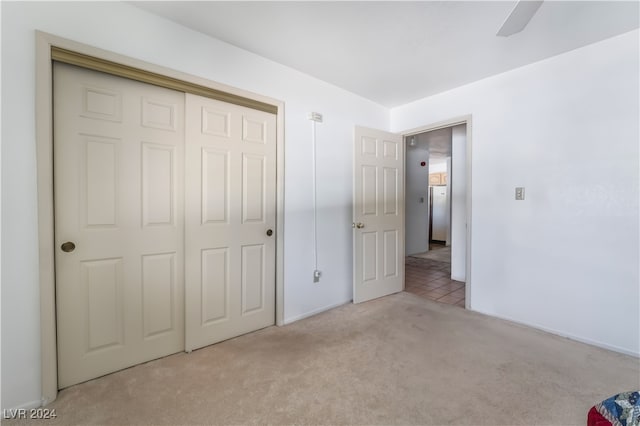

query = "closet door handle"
[61,241,76,253]
[266,229,273,237]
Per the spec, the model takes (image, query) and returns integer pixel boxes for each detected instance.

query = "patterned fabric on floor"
[594,391,640,426]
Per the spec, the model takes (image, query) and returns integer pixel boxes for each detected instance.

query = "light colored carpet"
[411,245,451,263]
[6,292,638,425]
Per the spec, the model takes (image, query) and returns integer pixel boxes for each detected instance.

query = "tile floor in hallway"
[405,256,466,307]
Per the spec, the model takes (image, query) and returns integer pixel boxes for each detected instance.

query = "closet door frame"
[35,31,286,405]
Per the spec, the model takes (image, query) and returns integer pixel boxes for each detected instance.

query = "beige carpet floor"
[6,292,638,425]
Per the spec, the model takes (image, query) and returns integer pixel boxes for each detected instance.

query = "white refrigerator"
[430,185,448,242]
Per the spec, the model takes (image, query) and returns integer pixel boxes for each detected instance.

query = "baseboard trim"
[283,299,351,325]
[471,308,639,358]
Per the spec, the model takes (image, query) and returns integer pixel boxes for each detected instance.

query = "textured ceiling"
[133,1,639,107]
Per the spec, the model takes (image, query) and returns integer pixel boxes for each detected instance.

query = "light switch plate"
[515,187,525,200]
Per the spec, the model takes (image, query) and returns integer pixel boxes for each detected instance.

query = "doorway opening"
[404,124,468,308]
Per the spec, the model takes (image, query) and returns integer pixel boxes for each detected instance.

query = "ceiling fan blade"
[497,0,543,37]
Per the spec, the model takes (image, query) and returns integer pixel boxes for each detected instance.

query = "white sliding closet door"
[54,63,278,388]
[54,62,185,388]
[185,94,277,351]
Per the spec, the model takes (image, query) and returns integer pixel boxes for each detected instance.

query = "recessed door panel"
[362,165,377,216]
[361,136,377,157]
[201,248,229,324]
[81,86,122,122]
[383,230,398,278]
[142,253,176,338]
[362,232,378,282]
[202,107,231,138]
[242,154,266,223]
[242,116,267,144]
[142,143,175,227]
[383,140,398,160]
[82,258,124,353]
[383,167,398,216]
[202,149,229,224]
[84,136,118,227]
[242,245,265,314]
[142,98,176,131]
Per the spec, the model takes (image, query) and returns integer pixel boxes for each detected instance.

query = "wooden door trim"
[401,115,473,310]
[51,47,277,115]
[36,31,286,405]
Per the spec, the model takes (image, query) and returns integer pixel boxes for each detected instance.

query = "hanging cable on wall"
[308,112,323,282]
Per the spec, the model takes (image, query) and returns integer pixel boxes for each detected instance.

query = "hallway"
[405,250,465,307]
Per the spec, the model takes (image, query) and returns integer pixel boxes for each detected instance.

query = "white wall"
[451,125,467,281]
[392,30,640,356]
[445,157,452,246]
[405,146,430,255]
[3,1,638,412]
[0,2,389,410]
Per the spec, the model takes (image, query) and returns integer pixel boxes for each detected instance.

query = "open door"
[353,126,404,303]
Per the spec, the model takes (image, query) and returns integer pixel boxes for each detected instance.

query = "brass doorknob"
[266,229,273,236]
[61,242,76,253]
[353,222,365,229]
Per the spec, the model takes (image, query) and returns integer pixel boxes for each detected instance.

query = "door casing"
[400,116,473,309]
[35,31,286,405]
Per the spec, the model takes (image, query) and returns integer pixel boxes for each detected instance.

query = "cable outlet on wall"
[307,112,323,122]
[313,270,322,283]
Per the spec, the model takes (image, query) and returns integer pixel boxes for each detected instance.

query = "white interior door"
[54,63,185,388]
[353,126,404,303]
[185,94,276,351]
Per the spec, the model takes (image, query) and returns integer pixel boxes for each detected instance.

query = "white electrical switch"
[515,187,525,200]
